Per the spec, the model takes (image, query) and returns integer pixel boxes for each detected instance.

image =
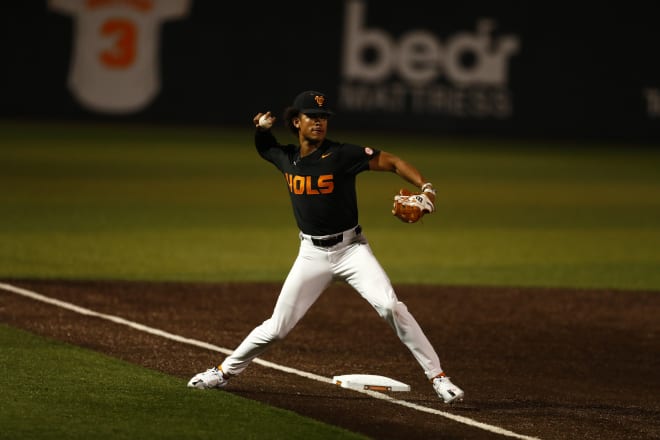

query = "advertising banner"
[3,1,659,141]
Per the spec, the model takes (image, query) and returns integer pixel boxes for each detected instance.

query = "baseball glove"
[392,188,435,223]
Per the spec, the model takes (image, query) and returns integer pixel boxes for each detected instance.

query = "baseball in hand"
[259,114,273,129]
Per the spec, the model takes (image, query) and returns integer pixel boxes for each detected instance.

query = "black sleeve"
[254,129,281,162]
[341,143,380,175]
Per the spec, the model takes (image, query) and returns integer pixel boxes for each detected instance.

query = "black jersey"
[255,130,379,236]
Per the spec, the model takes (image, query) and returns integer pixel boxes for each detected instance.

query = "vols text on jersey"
[285,173,334,195]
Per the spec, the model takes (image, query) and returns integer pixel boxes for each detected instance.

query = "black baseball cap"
[292,90,335,116]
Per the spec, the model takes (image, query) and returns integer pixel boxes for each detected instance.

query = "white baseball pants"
[221,226,443,380]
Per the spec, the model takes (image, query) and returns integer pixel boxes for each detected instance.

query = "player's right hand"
[254,111,275,130]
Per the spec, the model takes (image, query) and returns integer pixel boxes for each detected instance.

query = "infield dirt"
[1,280,658,439]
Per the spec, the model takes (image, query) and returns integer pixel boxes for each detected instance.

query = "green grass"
[0,324,367,440]
[2,120,659,289]
[1,120,659,440]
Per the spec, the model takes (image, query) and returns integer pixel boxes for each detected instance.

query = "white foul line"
[0,282,540,440]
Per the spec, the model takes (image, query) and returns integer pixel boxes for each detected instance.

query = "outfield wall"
[3,1,660,142]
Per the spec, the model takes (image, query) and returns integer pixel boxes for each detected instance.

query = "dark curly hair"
[283,106,300,135]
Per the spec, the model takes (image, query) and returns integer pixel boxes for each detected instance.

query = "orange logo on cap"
[314,95,325,107]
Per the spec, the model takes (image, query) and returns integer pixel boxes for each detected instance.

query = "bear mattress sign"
[340,0,520,119]
[49,0,190,114]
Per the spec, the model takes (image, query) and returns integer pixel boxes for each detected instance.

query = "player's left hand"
[392,189,435,223]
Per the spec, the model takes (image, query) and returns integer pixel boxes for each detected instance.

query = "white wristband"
[421,182,436,196]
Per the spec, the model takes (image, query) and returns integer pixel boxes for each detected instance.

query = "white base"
[332,374,411,392]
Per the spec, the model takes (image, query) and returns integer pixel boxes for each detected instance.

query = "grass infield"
[0,323,367,440]
[1,120,660,290]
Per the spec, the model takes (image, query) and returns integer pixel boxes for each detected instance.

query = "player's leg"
[336,240,464,402]
[220,240,333,376]
[336,240,442,378]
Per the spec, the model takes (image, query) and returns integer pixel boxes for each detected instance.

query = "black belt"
[311,225,362,247]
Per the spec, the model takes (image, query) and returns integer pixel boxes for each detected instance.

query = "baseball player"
[188,90,464,403]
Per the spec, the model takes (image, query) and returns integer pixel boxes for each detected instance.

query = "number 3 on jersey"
[100,18,136,68]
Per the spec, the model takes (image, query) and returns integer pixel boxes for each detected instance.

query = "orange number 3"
[100,19,137,68]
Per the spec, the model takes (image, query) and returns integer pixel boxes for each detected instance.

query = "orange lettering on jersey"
[305,176,320,194]
[285,173,294,192]
[292,175,305,195]
[284,173,334,195]
[318,174,334,194]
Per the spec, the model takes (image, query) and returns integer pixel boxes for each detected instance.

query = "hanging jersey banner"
[49,0,190,114]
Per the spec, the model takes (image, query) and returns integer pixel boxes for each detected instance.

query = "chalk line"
[0,282,540,440]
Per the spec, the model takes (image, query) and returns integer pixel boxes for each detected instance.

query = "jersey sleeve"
[48,0,79,13]
[255,129,295,169]
[157,0,191,19]
[341,143,380,175]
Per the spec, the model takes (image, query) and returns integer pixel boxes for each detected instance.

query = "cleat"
[187,367,228,389]
[432,374,464,404]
